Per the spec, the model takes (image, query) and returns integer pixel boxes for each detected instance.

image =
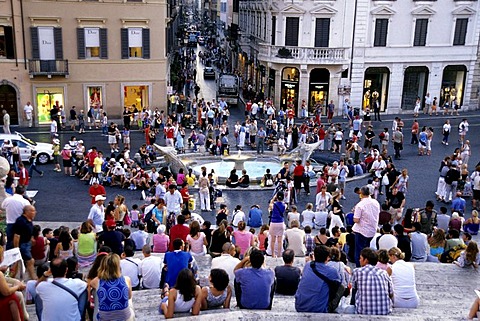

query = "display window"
[440,65,466,108]
[363,67,389,112]
[123,85,149,110]
[35,87,65,124]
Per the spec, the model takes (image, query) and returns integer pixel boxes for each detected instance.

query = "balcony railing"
[258,44,348,64]
[28,59,69,77]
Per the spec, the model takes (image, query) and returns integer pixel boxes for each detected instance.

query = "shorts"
[20,242,33,261]
[269,222,285,237]
[63,159,72,167]
[123,137,131,145]
[293,176,303,190]
[338,180,346,190]
[108,135,116,144]
[473,189,480,200]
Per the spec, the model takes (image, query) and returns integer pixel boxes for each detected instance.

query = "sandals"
[161,284,170,299]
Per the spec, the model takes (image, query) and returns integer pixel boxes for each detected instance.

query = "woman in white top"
[301,203,315,228]
[387,247,420,309]
[287,205,300,228]
[231,205,245,228]
[161,269,202,318]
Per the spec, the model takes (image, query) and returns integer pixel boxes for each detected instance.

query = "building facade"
[0,0,168,127]
[238,0,480,115]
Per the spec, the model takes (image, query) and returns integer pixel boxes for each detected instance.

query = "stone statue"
[0,156,10,223]
[284,141,322,165]
[152,144,188,175]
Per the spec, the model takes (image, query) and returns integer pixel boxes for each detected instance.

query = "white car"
[0,132,54,164]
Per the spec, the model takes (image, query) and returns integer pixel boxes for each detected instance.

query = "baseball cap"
[95,195,106,202]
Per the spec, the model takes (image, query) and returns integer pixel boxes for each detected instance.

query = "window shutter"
[374,19,388,47]
[271,16,276,45]
[4,26,14,59]
[53,27,63,59]
[453,18,468,46]
[121,28,129,59]
[77,28,85,59]
[314,18,330,48]
[142,28,150,59]
[285,17,299,46]
[30,27,40,59]
[100,28,108,59]
[414,19,428,46]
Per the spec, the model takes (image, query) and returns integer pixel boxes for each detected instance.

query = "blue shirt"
[270,201,285,223]
[295,262,341,313]
[164,251,193,287]
[235,268,275,309]
[247,208,263,227]
[451,197,466,214]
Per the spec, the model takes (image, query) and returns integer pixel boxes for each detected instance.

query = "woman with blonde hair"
[428,228,446,261]
[90,253,134,321]
[455,241,480,269]
[114,195,129,226]
[464,210,480,235]
[387,247,419,308]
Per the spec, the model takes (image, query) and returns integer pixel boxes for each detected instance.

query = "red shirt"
[87,151,98,167]
[293,165,305,177]
[168,224,190,251]
[18,168,29,186]
[165,127,175,139]
[287,109,295,119]
[246,102,252,112]
[316,177,325,194]
[318,128,326,140]
[180,187,190,204]
[89,185,106,204]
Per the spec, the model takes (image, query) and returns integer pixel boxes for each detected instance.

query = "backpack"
[144,207,155,233]
[440,244,467,263]
[166,212,176,233]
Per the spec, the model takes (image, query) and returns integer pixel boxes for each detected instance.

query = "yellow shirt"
[186,174,196,187]
[93,157,103,174]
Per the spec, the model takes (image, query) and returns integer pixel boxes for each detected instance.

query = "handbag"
[382,174,389,186]
[123,213,132,225]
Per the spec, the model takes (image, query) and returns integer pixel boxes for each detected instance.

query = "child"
[455,241,480,268]
[376,249,391,271]
[249,228,259,247]
[304,226,315,255]
[130,204,140,228]
[372,176,380,200]
[122,127,131,150]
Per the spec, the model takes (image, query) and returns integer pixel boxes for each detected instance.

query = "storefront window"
[309,68,330,115]
[35,87,65,124]
[440,65,466,108]
[363,67,389,112]
[401,66,429,110]
[88,86,102,108]
[281,67,299,112]
[123,85,149,110]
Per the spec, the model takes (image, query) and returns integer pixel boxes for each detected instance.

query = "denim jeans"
[354,232,373,267]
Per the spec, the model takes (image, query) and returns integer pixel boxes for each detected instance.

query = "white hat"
[77,140,83,144]
[53,139,60,144]
[63,144,71,150]
[95,195,106,202]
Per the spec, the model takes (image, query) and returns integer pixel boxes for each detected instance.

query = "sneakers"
[40,172,44,177]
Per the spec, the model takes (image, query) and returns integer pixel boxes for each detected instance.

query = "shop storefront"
[123,84,150,111]
[401,66,429,110]
[34,86,65,124]
[268,68,276,100]
[280,67,299,112]
[363,67,389,112]
[308,68,330,116]
[84,84,105,115]
[440,65,467,108]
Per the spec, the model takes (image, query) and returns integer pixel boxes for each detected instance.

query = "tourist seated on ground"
[164,239,194,288]
[274,249,301,295]
[130,223,149,251]
[54,230,75,260]
[152,225,170,253]
[186,221,207,256]
[238,169,250,188]
[454,241,480,268]
[351,248,393,315]
[160,268,202,319]
[211,242,240,290]
[139,245,162,289]
[232,221,254,257]
[77,222,97,267]
[449,212,463,232]
[445,229,465,252]
[225,169,238,188]
[247,205,263,228]
[0,245,27,321]
[120,245,141,290]
[428,228,446,262]
[285,220,306,256]
[464,210,480,235]
[376,249,391,271]
[262,169,274,187]
[375,224,398,250]
[327,247,351,287]
[209,221,231,257]
[234,248,275,310]
[200,268,232,310]
[98,219,125,256]
[295,245,342,313]
[463,232,473,246]
[410,222,429,262]
[387,247,419,309]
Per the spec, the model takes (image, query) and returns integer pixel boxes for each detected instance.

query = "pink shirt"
[352,197,380,238]
[152,234,170,253]
[233,231,254,255]
[187,232,206,255]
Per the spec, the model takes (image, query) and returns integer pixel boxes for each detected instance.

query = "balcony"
[28,59,69,78]
[257,44,349,65]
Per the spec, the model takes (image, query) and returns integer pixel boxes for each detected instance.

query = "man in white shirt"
[139,245,162,289]
[164,184,183,215]
[24,102,34,127]
[87,195,106,233]
[211,242,240,289]
[2,186,30,249]
[50,118,58,139]
[36,258,87,321]
[371,156,386,179]
[285,220,306,256]
[376,224,398,250]
[120,245,142,290]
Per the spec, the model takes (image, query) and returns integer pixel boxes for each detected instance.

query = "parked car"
[0,132,54,164]
[203,67,216,79]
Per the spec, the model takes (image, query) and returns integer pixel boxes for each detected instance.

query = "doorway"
[0,84,18,125]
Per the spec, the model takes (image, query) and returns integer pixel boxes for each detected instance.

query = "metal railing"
[28,59,69,77]
[258,45,348,62]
